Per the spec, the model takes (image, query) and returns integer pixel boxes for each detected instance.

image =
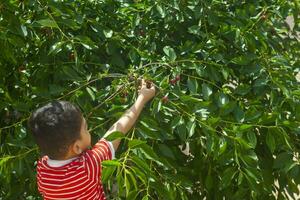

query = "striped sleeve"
[36,161,44,195]
[84,139,115,181]
[92,139,114,161]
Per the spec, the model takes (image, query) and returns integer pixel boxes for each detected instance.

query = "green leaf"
[217,93,229,107]
[235,84,251,96]
[187,77,198,94]
[239,124,253,132]
[127,169,138,190]
[274,152,293,169]
[156,4,165,18]
[127,190,139,200]
[20,25,27,37]
[205,175,213,190]
[86,87,95,101]
[36,19,58,28]
[163,46,177,61]
[176,119,187,142]
[238,171,244,185]
[59,18,80,30]
[142,196,149,200]
[125,170,131,196]
[244,168,261,192]
[266,131,276,153]
[49,84,65,95]
[103,29,113,38]
[104,131,125,141]
[231,54,256,65]
[234,106,245,122]
[246,131,257,148]
[236,137,252,150]
[219,138,227,155]
[221,168,237,188]
[101,165,116,182]
[136,126,157,139]
[75,35,97,50]
[128,139,147,149]
[187,119,196,138]
[139,144,160,162]
[158,144,175,159]
[171,116,182,129]
[48,41,65,55]
[101,160,121,167]
[111,54,125,67]
[131,155,152,176]
[240,151,258,167]
[188,25,201,35]
[202,83,212,100]
[244,168,260,183]
[61,66,81,81]
[152,99,162,114]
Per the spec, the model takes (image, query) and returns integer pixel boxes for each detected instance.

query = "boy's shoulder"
[86,138,115,160]
[36,138,114,172]
[37,155,86,171]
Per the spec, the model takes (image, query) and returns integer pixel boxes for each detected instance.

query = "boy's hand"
[138,79,156,103]
[105,78,156,151]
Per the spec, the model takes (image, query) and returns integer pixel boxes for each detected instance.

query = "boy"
[28,79,156,200]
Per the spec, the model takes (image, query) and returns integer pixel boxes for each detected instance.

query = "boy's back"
[37,139,114,200]
[28,80,155,199]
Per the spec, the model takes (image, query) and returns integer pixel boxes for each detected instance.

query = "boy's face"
[79,117,91,151]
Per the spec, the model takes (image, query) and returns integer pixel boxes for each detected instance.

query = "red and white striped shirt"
[36,139,115,200]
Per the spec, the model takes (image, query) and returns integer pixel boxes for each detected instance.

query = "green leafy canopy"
[0,0,300,199]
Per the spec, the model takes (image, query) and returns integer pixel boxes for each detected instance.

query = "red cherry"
[5,110,10,117]
[175,75,181,81]
[128,75,135,82]
[261,14,267,20]
[41,28,52,36]
[120,91,128,97]
[161,95,169,103]
[270,28,276,35]
[139,30,145,36]
[18,65,25,72]
[69,53,75,61]
[169,79,177,85]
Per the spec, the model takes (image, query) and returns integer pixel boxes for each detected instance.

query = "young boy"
[28,79,156,200]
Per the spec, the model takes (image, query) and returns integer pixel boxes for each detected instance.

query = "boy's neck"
[50,152,79,161]
[62,153,79,160]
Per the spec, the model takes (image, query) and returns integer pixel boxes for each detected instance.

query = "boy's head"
[28,101,91,160]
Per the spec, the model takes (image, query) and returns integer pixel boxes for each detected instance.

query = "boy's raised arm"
[103,79,156,151]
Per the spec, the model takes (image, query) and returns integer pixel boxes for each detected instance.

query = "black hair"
[28,100,83,159]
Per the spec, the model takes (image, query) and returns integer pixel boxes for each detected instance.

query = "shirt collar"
[47,156,78,167]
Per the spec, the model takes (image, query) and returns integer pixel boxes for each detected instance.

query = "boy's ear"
[72,140,82,155]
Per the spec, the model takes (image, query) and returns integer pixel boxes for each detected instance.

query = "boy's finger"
[151,86,156,93]
[136,79,142,87]
[146,80,152,89]
[141,79,146,85]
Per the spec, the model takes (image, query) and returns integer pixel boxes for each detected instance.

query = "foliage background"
[0,0,299,199]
